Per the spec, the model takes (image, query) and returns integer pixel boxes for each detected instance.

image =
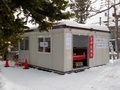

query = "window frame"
[24,37,29,50]
[38,36,51,53]
[20,37,29,50]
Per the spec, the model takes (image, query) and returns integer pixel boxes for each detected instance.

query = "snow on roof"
[25,20,109,32]
[87,24,109,31]
[25,23,39,30]
[56,20,88,28]
[56,20,109,32]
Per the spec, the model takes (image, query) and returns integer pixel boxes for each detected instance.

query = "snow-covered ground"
[0,59,120,90]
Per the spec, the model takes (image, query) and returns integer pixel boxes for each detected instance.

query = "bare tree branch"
[0,0,11,12]
[88,2,120,18]
[91,0,98,4]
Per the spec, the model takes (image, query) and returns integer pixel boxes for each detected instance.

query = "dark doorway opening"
[73,35,88,68]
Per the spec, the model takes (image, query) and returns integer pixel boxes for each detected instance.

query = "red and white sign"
[89,36,94,58]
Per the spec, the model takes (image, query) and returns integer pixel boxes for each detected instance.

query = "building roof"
[53,20,110,32]
[25,20,110,33]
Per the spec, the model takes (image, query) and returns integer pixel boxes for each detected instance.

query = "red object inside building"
[73,55,86,61]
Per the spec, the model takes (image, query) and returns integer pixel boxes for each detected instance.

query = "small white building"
[19,20,110,74]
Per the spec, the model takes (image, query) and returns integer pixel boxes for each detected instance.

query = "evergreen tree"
[0,0,73,39]
[0,0,73,58]
[70,0,91,24]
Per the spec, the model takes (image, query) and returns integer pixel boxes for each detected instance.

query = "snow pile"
[24,20,109,32]
[57,20,88,28]
[80,60,120,90]
[0,74,32,90]
[87,24,109,31]
[0,62,32,90]
[0,59,120,90]
[56,20,109,31]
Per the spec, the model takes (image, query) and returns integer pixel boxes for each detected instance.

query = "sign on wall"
[89,36,94,58]
[40,42,48,47]
[65,33,72,60]
[66,33,72,49]
[95,38,108,48]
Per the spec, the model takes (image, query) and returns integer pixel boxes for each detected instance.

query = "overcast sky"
[86,0,120,26]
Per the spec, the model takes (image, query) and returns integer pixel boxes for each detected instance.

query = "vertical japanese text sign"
[89,36,94,58]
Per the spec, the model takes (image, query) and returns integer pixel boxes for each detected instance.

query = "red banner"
[89,36,94,58]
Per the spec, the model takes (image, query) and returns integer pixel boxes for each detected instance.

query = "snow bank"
[0,74,32,90]
[1,59,120,90]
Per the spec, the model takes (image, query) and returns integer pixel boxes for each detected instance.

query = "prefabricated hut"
[19,20,110,73]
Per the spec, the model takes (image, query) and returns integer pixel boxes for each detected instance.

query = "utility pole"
[99,17,101,25]
[107,0,110,27]
[113,0,120,59]
[113,14,120,59]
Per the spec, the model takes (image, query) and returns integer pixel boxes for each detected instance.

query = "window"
[45,37,51,52]
[20,37,29,50]
[38,37,51,53]
[105,12,107,17]
[25,37,29,50]
[38,38,44,52]
[20,40,24,50]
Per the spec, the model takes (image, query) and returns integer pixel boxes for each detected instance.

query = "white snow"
[86,24,109,31]
[56,20,109,32]
[56,20,88,28]
[24,20,109,32]
[0,58,120,90]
